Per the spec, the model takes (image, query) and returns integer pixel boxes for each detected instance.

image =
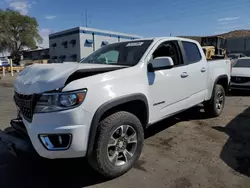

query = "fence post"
[2,66,5,77]
[10,59,13,76]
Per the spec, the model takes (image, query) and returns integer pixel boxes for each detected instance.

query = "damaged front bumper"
[0,119,37,156]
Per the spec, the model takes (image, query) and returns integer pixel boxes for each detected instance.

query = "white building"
[49,27,141,63]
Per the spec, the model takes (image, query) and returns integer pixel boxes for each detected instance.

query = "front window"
[233,59,250,68]
[79,40,153,66]
[201,37,217,46]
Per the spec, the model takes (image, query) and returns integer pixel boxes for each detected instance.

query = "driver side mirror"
[148,57,174,72]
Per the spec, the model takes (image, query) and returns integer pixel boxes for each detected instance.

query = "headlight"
[34,89,87,113]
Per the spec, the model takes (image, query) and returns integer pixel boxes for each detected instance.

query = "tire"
[88,111,144,178]
[204,84,225,117]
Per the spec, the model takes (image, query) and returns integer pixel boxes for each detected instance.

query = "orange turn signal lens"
[76,92,86,103]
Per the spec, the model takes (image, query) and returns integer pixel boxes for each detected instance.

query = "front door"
[147,40,191,122]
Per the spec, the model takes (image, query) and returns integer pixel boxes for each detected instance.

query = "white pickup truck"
[0,37,231,178]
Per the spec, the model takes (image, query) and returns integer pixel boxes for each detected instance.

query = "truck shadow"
[145,105,208,138]
[227,90,250,97]
[213,107,250,176]
[0,147,107,188]
[0,106,210,188]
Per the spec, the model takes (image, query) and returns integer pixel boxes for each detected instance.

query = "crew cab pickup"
[0,37,231,178]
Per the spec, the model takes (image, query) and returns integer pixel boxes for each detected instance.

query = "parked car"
[228,53,246,59]
[0,57,10,67]
[230,57,250,91]
[228,53,247,65]
[0,37,231,178]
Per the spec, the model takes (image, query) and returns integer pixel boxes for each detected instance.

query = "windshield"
[79,40,153,66]
[228,54,240,59]
[201,38,217,46]
[233,59,250,68]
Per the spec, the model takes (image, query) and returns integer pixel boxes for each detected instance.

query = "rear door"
[181,41,208,108]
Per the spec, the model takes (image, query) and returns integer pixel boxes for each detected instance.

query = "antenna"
[84,9,91,28]
[83,9,91,28]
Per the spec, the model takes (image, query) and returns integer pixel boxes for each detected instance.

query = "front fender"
[86,93,149,156]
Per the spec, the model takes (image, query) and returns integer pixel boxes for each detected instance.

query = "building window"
[62,41,68,48]
[101,41,109,46]
[70,39,76,47]
[85,39,93,47]
[70,54,77,61]
[51,43,57,49]
[52,56,58,63]
[59,55,66,62]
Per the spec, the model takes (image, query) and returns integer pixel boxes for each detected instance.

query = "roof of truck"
[129,37,198,43]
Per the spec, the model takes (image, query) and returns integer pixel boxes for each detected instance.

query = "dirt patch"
[0,82,13,88]
[146,137,175,150]
[170,177,192,188]
[133,159,147,172]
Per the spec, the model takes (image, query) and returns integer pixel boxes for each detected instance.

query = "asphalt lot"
[1,82,250,188]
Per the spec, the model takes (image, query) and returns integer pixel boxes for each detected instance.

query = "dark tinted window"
[233,59,250,68]
[182,41,202,64]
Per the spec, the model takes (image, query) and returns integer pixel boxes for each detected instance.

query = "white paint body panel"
[232,68,250,77]
[230,67,250,90]
[13,37,231,159]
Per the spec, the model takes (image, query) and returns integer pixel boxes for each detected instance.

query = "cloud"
[8,1,36,15]
[39,28,53,36]
[218,17,240,22]
[217,22,228,25]
[216,25,243,30]
[44,15,56,20]
[39,28,53,48]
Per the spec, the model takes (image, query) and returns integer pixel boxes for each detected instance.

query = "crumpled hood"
[14,62,126,94]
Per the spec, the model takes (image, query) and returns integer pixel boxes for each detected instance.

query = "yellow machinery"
[201,36,227,60]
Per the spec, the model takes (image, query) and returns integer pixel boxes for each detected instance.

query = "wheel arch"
[213,74,229,93]
[86,93,149,156]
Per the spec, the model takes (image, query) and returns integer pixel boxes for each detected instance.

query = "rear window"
[182,41,202,64]
[233,59,250,68]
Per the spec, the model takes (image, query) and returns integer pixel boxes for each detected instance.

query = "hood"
[231,67,250,77]
[14,62,127,94]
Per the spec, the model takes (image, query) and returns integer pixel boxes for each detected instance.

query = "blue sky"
[1,0,250,48]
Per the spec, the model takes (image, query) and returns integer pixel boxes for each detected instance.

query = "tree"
[0,9,42,64]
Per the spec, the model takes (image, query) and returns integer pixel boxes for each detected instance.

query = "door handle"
[201,67,206,72]
[181,72,188,78]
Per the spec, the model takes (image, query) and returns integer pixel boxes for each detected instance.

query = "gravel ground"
[0,83,250,188]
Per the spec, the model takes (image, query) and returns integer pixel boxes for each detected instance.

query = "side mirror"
[148,57,174,72]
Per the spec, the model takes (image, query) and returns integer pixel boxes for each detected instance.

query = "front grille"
[231,76,250,84]
[14,92,35,122]
[230,85,250,90]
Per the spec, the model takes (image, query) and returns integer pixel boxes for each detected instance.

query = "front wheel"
[88,111,144,178]
[204,84,225,117]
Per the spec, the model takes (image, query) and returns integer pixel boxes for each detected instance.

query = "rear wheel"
[204,84,225,117]
[88,111,144,178]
